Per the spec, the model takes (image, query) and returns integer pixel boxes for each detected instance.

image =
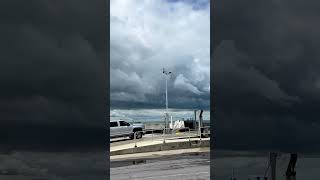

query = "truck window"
[119,121,129,126]
[110,121,118,127]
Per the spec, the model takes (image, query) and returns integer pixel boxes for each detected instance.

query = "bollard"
[205,127,208,138]
[163,128,166,144]
[134,132,137,148]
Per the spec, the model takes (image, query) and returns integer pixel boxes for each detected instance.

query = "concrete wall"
[110,139,210,156]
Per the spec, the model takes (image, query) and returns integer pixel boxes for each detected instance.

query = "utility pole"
[194,110,197,129]
[163,68,172,133]
[199,110,203,137]
[165,71,168,112]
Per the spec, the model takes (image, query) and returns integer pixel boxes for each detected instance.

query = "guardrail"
[132,126,210,148]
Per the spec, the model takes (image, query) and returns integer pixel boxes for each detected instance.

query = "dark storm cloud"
[214,0,320,152]
[110,0,210,110]
[0,151,106,180]
[0,0,107,149]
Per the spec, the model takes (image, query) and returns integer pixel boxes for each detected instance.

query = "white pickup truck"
[110,120,145,139]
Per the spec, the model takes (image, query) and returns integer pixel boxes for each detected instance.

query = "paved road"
[111,152,210,180]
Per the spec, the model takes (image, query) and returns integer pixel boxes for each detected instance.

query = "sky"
[110,0,210,110]
[214,0,320,152]
[0,0,107,179]
[1,0,320,178]
[0,1,107,149]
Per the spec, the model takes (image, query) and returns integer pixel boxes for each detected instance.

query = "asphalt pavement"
[110,149,210,180]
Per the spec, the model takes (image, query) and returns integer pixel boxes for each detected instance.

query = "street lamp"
[163,68,172,132]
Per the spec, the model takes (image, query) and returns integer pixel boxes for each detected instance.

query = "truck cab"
[110,119,144,139]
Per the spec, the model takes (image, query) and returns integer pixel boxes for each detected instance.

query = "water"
[110,108,210,123]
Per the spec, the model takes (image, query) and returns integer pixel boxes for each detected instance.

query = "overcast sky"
[0,1,108,179]
[214,0,320,152]
[0,3,108,179]
[0,0,107,150]
[110,0,210,110]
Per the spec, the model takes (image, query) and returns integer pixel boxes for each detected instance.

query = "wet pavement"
[110,151,210,180]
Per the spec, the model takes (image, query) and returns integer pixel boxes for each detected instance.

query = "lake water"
[110,108,210,123]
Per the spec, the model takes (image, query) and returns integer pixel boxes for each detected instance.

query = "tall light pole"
[163,68,172,131]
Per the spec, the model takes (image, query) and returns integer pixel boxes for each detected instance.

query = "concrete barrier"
[110,139,210,156]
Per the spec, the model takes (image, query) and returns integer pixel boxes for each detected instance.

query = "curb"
[110,139,210,156]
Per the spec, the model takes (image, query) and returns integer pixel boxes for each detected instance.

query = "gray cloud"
[0,0,106,148]
[174,74,203,95]
[0,1,108,179]
[214,0,320,152]
[110,0,210,109]
[0,151,106,180]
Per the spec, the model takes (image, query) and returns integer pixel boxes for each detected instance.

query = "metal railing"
[132,130,145,148]
[132,126,210,148]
